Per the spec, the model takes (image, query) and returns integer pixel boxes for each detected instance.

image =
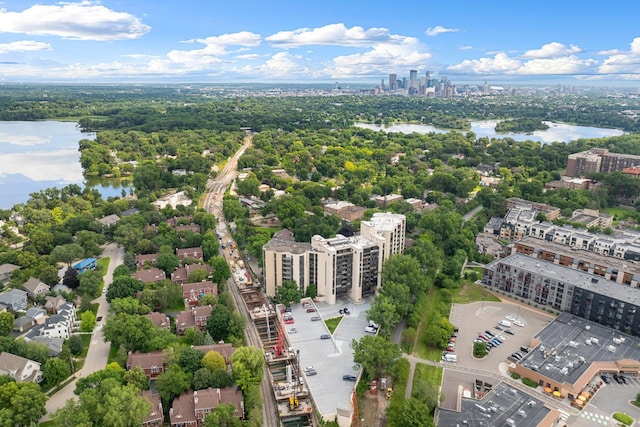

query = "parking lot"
[572,374,640,426]
[448,301,554,370]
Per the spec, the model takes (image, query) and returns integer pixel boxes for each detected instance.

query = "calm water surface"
[355,120,624,144]
[0,121,129,209]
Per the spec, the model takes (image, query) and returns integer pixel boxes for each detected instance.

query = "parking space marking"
[475,306,502,318]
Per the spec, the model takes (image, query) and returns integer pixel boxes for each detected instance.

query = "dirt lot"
[355,391,389,427]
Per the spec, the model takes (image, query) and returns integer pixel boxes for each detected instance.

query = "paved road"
[42,243,123,420]
[462,205,484,223]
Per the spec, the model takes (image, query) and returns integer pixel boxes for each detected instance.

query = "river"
[0,121,130,209]
[354,120,624,144]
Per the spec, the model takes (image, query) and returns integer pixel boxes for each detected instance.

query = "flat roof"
[518,313,640,385]
[437,382,553,427]
[517,236,640,277]
[489,254,640,303]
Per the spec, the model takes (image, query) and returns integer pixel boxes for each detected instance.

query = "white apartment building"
[262,213,406,305]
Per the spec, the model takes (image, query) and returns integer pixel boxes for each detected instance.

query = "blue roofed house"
[0,289,27,312]
[73,258,97,274]
[22,277,50,300]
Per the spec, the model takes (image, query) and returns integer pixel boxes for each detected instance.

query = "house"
[13,316,33,333]
[0,289,27,311]
[144,312,170,329]
[133,268,167,284]
[0,263,19,284]
[182,281,218,306]
[22,277,50,300]
[73,257,97,273]
[126,350,165,379]
[176,247,204,262]
[169,387,244,427]
[29,335,64,356]
[171,264,212,284]
[175,305,213,335]
[0,352,42,383]
[193,343,236,366]
[98,214,120,227]
[136,253,159,269]
[141,390,164,427]
[44,295,67,314]
[121,207,141,217]
[166,216,194,228]
[175,224,201,234]
[25,307,47,324]
[40,302,75,340]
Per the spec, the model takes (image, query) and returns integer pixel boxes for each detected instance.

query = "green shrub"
[473,341,487,358]
[510,373,521,380]
[521,377,538,388]
[613,412,633,426]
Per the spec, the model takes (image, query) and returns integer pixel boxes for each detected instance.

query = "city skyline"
[1,1,640,85]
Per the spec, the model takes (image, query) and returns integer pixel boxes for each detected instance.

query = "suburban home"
[193,343,236,367]
[98,214,120,228]
[30,335,64,356]
[0,263,19,284]
[126,350,165,379]
[171,264,212,284]
[181,281,218,306]
[141,390,164,427]
[41,303,76,340]
[73,257,97,273]
[175,224,201,234]
[25,307,47,324]
[121,207,141,217]
[0,352,42,383]
[13,315,34,333]
[175,305,212,336]
[133,268,167,284]
[169,387,244,427]
[176,247,204,262]
[22,277,50,300]
[144,312,170,329]
[44,295,68,314]
[0,289,27,312]
[166,216,193,228]
[136,253,160,269]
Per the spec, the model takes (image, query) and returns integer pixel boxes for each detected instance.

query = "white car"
[364,326,377,333]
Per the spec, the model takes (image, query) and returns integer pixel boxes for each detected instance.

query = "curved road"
[42,242,123,420]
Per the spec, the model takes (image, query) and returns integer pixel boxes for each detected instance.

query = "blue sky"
[1,1,640,85]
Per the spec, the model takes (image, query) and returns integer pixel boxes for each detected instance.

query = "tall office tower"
[409,69,418,81]
[483,80,489,94]
[381,78,385,89]
[425,71,430,82]
[401,77,407,89]
[388,73,397,90]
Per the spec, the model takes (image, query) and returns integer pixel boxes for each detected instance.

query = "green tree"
[204,403,242,427]
[67,335,84,356]
[0,313,13,337]
[50,243,85,267]
[388,398,434,427]
[103,314,157,352]
[210,256,231,284]
[110,297,146,315]
[423,316,455,349]
[106,276,145,302]
[351,335,401,378]
[156,252,180,275]
[367,294,400,335]
[178,347,204,373]
[273,279,302,305]
[78,269,103,298]
[230,346,264,393]
[80,310,97,332]
[305,284,317,299]
[43,358,71,389]
[50,399,92,427]
[202,350,227,372]
[155,364,191,404]
[207,303,233,342]
[0,381,48,427]
[101,384,152,427]
[124,366,150,391]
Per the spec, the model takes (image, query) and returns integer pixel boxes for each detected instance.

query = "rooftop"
[437,382,554,427]
[518,313,640,385]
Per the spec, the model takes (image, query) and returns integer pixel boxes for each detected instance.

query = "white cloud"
[598,37,640,76]
[266,23,402,48]
[425,26,459,36]
[0,150,82,182]
[235,53,264,60]
[0,40,51,54]
[449,51,596,76]
[459,45,472,51]
[449,52,521,74]
[0,1,150,41]
[0,132,49,146]
[522,42,582,59]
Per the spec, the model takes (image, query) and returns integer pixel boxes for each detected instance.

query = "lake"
[354,120,624,144]
[0,121,130,209]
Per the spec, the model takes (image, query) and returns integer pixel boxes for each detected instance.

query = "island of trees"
[495,118,550,133]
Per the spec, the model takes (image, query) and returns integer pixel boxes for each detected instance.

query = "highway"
[204,132,281,427]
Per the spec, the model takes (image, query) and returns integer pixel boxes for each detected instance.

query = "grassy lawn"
[254,226,280,235]
[603,206,639,222]
[453,282,501,305]
[412,363,443,401]
[324,316,343,334]
[97,257,110,274]
[414,287,449,361]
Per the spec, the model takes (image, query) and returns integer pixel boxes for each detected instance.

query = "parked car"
[343,308,351,315]
[484,330,495,338]
[613,374,624,384]
[320,334,331,340]
[621,375,628,384]
[600,375,610,384]
[311,316,321,321]
[342,375,357,381]
[504,329,515,335]
[365,326,377,333]
[306,308,316,313]
[304,366,317,375]
[494,325,504,331]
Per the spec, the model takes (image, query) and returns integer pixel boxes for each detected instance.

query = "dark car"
[320,334,331,340]
[343,308,351,315]
[613,374,624,384]
[504,329,515,335]
[342,375,357,381]
[306,307,316,313]
[600,375,610,384]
